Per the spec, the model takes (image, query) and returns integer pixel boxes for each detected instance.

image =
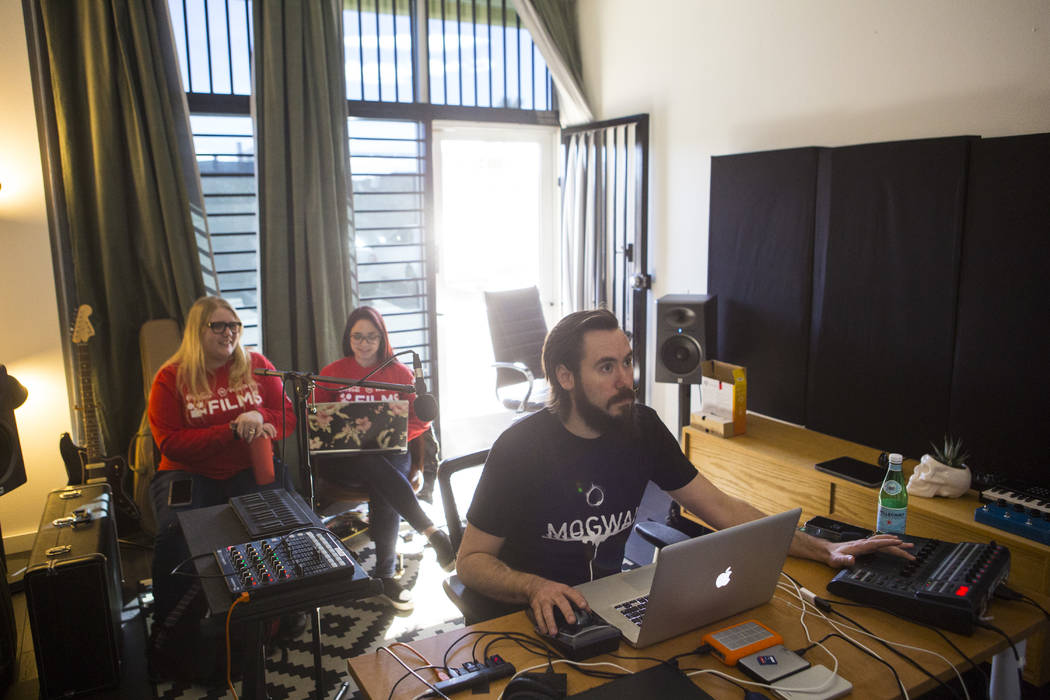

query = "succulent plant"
[930,435,970,468]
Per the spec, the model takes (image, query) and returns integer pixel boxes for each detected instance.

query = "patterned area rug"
[152,534,464,700]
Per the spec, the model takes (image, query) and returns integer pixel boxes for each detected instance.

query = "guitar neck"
[75,342,104,462]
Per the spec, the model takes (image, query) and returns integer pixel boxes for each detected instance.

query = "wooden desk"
[681,414,1050,685]
[347,559,1046,699]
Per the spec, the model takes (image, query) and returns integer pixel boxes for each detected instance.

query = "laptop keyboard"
[613,595,649,626]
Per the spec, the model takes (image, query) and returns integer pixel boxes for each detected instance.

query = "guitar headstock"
[71,305,95,345]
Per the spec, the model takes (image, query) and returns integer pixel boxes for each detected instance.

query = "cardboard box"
[690,412,736,438]
[692,360,747,436]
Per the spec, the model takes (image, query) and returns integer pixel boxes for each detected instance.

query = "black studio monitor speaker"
[654,295,717,384]
[0,366,28,496]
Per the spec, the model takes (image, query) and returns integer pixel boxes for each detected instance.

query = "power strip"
[424,655,515,696]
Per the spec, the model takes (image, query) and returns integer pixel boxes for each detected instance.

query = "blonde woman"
[148,296,295,630]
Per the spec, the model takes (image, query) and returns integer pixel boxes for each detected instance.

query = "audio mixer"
[215,527,360,596]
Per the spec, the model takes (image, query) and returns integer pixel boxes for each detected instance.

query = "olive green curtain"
[24,0,209,457]
[512,0,592,124]
[253,0,355,375]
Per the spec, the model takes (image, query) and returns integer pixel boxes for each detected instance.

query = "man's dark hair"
[542,308,621,418]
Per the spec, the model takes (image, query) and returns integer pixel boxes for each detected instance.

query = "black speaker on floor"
[0,366,28,496]
[654,295,717,384]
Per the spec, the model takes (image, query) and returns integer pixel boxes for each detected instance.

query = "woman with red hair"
[315,306,454,611]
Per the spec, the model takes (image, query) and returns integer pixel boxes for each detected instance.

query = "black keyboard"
[230,489,315,538]
[613,594,649,626]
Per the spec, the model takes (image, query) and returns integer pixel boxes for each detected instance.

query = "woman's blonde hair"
[165,296,255,397]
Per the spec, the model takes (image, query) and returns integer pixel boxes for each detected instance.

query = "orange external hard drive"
[702,619,782,665]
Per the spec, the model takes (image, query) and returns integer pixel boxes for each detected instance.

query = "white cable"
[778,574,968,699]
[789,596,965,700]
[776,573,976,700]
[780,576,907,699]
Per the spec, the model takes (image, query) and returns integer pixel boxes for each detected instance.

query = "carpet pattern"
[153,537,464,700]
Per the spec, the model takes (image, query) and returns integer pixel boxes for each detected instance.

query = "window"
[192,114,260,346]
[168,0,558,381]
[426,0,553,109]
[350,118,431,374]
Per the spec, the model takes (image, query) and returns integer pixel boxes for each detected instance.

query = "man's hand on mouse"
[526,579,590,636]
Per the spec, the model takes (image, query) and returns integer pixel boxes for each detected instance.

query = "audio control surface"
[827,535,1010,635]
[215,527,358,597]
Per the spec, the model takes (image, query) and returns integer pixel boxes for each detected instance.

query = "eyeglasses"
[350,333,381,344]
[207,321,243,334]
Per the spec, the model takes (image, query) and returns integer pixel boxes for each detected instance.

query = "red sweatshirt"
[149,352,296,480]
[315,356,430,442]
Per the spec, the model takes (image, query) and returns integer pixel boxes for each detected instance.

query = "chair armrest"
[437,450,490,550]
[492,362,534,412]
[634,521,692,549]
[491,361,534,383]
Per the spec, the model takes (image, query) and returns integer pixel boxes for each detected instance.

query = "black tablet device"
[814,456,884,488]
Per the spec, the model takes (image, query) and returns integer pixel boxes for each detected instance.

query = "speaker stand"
[678,384,691,433]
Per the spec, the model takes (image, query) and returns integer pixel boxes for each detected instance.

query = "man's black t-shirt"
[466,406,697,586]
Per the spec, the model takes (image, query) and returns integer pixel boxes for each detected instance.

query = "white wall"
[576,0,1050,427]
[0,0,73,552]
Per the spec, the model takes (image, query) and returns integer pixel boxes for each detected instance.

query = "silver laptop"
[576,508,801,647]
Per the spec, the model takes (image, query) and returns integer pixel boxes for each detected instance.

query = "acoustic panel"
[805,136,974,458]
[949,133,1050,483]
[709,147,820,424]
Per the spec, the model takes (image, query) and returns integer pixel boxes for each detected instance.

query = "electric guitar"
[58,305,141,533]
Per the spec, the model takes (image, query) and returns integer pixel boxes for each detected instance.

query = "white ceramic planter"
[906,454,972,498]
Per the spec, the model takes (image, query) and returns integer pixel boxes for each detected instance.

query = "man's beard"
[572,385,638,437]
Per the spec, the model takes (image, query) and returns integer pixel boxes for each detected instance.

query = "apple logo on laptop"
[715,565,733,588]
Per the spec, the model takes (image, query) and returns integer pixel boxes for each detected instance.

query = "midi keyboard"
[976,479,1050,544]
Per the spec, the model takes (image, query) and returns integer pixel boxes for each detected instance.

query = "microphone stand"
[254,367,414,512]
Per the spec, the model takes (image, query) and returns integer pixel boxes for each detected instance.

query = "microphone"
[411,352,438,422]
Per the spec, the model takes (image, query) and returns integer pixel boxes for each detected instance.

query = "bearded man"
[458,309,910,635]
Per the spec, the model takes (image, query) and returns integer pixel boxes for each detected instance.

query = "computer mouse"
[550,602,592,632]
[527,602,590,635]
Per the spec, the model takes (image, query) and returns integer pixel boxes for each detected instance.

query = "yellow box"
[696,360,747,436]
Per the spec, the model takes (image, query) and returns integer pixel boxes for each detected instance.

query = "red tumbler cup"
[250,436,275,485]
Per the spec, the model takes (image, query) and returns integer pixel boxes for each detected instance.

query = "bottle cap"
[888,453,903,464]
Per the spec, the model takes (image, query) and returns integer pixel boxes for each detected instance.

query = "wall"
[0,0,72,552]
[576,0,1050,428]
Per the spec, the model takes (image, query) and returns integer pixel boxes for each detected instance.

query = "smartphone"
[168,478,193,507]
[801,515,872,542]
[814,456,885,488]
[702,619,781,665]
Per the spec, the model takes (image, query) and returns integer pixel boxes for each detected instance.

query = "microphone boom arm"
[254,368,414,395]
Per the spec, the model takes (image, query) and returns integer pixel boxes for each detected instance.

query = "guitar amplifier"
[24,484,123,698]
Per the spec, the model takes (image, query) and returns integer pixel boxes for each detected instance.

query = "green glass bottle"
[876,453,907,534]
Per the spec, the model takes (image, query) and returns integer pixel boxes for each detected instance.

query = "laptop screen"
[307,400,409,454]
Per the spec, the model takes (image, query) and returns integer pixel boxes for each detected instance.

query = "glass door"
[431,122,559,456]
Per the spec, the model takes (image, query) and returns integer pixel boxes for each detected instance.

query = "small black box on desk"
[24,484,123,698]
